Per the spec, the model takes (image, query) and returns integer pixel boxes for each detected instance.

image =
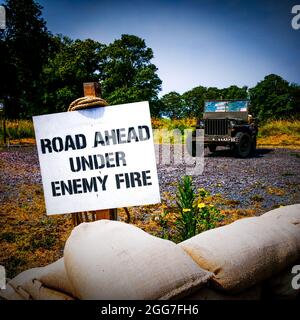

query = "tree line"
[0,0,299,122]
[160,77,300,121]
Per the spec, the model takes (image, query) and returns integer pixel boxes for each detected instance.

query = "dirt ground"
[0,145,299,278]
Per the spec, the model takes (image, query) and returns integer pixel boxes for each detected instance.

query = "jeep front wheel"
[234,132,252,158]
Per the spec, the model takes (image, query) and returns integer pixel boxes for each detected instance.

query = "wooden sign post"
[82,82,117,222]
[83,82,101,98]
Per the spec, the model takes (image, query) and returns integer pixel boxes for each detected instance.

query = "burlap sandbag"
[13,279,74,300]
[179,214,300,293]
[262,260,300,299]
[261,204,300,224]
[0,283,25,300]
[38,258,75,297]
[8,266,43,299]
[64,220,212,300]
[7,258,75,300]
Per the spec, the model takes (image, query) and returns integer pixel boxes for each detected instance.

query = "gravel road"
[159,146,300,213]
[1,146,300,214]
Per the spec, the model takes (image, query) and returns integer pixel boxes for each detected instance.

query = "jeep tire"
[208,144,217,153]
[234,132,252,158]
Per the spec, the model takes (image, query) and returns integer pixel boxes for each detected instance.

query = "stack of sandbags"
[1,204,299,300]
[1,220,212,300]
[179,204,300,294]
[63,220,212,299]
[261,204,300,223]
[259,205,300,299]
[0,258,75,300]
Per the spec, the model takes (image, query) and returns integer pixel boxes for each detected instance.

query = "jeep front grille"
[204,119,229,135]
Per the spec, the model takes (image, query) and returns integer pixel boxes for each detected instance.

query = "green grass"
[281,172,295,176]
[257,120,300,147]
[0,232,18,243]
[3,256,27,278]
[258,120,300,137]
[290,152,300,158]
[1,118,299,147]
[152,118,196,132]
[0,119,35,140]
[251,194,264,202]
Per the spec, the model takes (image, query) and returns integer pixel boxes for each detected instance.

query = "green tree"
[289,83,300,117]
[205,87,222,100]
[221,85,248,100]
[163,85,249,119]
[0,0,52,118]
[99,34,162,112]
[182,86,207,117]
[41,36,104,114]
[160,91,184,119]
[249,74,295,120]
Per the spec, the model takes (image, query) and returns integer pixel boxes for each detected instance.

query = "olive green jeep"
[191,100,258,158]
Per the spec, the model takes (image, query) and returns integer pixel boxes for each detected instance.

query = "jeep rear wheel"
[234,132,252,158]
[208,144,217,153]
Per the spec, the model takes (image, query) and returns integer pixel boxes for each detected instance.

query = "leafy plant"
[162,176,224,242]
[175,176,197,241]
[194,187,223,234]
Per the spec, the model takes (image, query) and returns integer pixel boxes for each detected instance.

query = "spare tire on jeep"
[234,132,252,158]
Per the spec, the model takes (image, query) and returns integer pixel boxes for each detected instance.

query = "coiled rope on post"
[68,96,108,112]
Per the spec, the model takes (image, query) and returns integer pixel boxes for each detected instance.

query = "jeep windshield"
[204,100,249,112]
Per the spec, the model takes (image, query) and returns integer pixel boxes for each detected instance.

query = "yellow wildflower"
[198,203,206,209]
[182,208,191,212]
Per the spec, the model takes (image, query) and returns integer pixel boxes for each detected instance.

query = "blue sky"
[37,0,300,95]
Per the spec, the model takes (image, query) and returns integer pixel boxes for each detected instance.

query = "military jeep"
[191,100,258,158]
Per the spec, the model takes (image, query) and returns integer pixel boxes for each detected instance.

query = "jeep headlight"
[197,120,205,129]
[229,120,236,128]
